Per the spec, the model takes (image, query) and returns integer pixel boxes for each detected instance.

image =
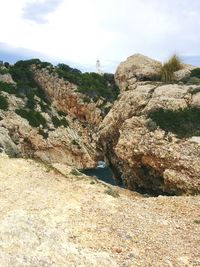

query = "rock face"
[0,71,100,169]
[0,111,97,169]
[115,54,162,91]
[99,83,200,195]
[174,64,197,82]
[0,73,15,84]
[33,68,103,126]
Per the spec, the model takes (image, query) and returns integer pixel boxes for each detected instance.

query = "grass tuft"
[160,54,182,82]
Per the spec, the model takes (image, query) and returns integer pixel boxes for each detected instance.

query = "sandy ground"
[0,153,200,267]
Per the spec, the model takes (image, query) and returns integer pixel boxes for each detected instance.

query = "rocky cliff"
[0,62,108,169]
[1,56,200,195]
[33,67,104,126]
[99,54,200,195]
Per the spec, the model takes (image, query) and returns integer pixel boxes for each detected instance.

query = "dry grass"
[160,54,183,82]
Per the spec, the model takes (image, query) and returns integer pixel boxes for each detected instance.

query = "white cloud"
[0,0,200,72]
[22,0,64,24]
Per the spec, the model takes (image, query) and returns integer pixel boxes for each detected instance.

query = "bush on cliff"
[190,68,200,79]
[10,60,50,104]
[0,81,16,94]
[160,55,182,82]
[0,68,9,75]
[0,95,9,110]
[15,109,47,128]
[148,107,200,138]
[55,63,119,101]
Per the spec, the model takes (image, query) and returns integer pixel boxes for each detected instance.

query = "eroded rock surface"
[0,154,199,266]
[115,54,162,92]
[99,83,200,195]
[33,67,104,126]
[0,80,99,169]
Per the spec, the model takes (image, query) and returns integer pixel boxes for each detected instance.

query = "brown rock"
[115,54,162,92]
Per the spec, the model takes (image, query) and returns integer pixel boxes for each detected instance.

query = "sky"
[0,0,200,73]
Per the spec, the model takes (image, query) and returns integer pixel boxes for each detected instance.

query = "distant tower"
[96,59,103,75]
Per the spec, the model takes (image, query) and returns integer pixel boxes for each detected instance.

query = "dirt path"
[0,154,199,266]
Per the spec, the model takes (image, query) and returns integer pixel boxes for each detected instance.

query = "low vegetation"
[184,68,200,85]
[0,81,16,94]
[0,68,9,75]
[104,187,120,198]
[38,128,49,139]
[55,63,119,101]
[70,169,82,176]
[160,54,182,82]
[0,95,9,110]
[15,109,47,128]
[52,116,69,128]
[148,107,200,138]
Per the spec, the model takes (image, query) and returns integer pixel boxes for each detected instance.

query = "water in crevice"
[80,161,176,197]
[80,161,125,188]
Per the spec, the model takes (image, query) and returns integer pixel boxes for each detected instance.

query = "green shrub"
[60,118,69,127]
[15,109,47,127]
[38,128,48,139]
[57,110,67,116]
[52,115,69,128]
[55,64,119,101]
[26,92,36,109]
[0,68,9,75]
[0,95,8,110]
[187,77,200,85]
[4,62,10,68]
[104,187,120,198]
[39,101,49,112]
[71,139,81,149]
[189,87,200,94]
[148,107,200,138]
[160,55,182,82]
[52,116,62,128]
[70,169,82,176]
[0,81,16,94]
[190,68,200,79]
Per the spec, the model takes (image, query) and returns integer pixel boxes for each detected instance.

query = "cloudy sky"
[0,0,200,72]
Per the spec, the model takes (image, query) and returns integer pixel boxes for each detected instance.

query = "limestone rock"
[0,127,20,157]
[115,54,161,91]
[0,155,199,266]
[99,83,200,195]
[0,73,15,84]
[174,64,197,82]
[0,111,97,169]
[33,68,103,126]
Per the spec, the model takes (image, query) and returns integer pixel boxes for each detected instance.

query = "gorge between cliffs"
[0,54,200,196]
[0,54,200,266]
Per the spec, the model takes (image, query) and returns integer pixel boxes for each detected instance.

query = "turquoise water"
[80,165,124,187]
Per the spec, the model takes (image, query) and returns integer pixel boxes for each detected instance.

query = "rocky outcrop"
[0,110,97,169]
[115,54,162,91]
[0,78,100,169]
[0,73,15,84]
[99,83,200,195]
[174,64,197,82]
[33,68,104,126]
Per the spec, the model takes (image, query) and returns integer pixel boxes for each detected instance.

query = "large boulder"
[173,64,197,82]
[99,83,200,195]
[115,54,162,92]
[0,73,15,84]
